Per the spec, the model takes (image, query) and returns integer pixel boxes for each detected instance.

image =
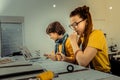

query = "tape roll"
[67,65,74,72]
[36,71,54,80]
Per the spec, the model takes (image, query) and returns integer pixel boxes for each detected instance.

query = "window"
[0,16,24,57]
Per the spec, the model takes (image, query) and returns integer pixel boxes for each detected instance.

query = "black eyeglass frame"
[69,20,84,30]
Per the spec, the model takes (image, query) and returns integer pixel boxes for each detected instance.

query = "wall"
[0,0,120,55]
[23,0,88,55]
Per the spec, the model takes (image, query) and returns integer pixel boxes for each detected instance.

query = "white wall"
[23,0,88,55]
[0,0,120,55]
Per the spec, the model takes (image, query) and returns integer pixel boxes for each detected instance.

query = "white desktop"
[0,56,120,80]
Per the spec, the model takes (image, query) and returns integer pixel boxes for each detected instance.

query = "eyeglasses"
[69,20,84,30]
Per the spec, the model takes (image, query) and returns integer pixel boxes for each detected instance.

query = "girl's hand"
[69,32,78,43]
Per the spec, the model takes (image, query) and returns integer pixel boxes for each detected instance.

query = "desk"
[35,59,120,80]
[0,57,120,80]
[109,51,118,60]
[0,57,44,80]
[0,61,43,80]
[109,52,118,55]
[54,69,120,80]
[113,55,120,60]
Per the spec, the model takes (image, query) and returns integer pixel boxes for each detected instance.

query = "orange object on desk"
[36,71,54,80]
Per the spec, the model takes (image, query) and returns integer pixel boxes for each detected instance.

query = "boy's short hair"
[46,21,66,35]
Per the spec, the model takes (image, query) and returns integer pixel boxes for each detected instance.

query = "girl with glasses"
[69,5,111,73]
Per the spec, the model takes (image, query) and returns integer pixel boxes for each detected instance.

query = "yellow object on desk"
[36,71,54,80]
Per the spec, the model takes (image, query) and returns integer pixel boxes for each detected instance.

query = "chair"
[110,58,120,76]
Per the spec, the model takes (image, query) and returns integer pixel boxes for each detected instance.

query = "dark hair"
[46,21,66,35]
[70,5,93,51]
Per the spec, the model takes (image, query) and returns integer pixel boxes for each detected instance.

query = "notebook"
[0,61,32,68]
[20,46,40,60]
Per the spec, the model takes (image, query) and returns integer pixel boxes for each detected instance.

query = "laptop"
[20,46,41,60]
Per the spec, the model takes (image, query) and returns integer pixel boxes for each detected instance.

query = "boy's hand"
[56,52,66,61]
[44,53,56,61]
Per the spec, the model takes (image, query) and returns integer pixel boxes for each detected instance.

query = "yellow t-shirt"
[58,37,75,62]
[87,30,111,72]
